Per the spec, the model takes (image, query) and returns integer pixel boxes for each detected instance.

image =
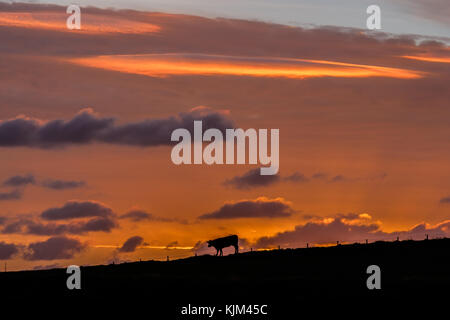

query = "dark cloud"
[118,236,144,253]
[2,174,85,190]
[21,221,70,236]
[2,217,118,235]
[41,200,114,220]
[28,217,117,235]
[330,175,347,182]
[41,179,86,190]
[2,219,32,234]
[120,210,154,222]
[0,241,19,259]
[283,172,309,183]
[312,173,328,180]
[79,217,117,233]
[0,109,113,148]
[1,218,118,236]
[439,196,450,204]
[0,107,233,148]
[224,169,309,189]
[0,189,22,201]
[224,169,281,189]
[199,197,295,219]
[100,107,234,147]
[255,215,450,248]
[3,174,35,187]
[223,170,379,190]
[2,200,118,236]
[24,236,85,260]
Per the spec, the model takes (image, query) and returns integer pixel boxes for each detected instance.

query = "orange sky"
[0,3,449,271]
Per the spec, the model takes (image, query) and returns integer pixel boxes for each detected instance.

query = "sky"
[0,1,449,270]
[7,0,450,38]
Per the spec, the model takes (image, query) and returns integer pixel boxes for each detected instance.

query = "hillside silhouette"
[1,238,448,317]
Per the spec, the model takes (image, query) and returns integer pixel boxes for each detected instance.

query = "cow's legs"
[220,249,223,256]
[215,249,219,256]
[234,245,239,254]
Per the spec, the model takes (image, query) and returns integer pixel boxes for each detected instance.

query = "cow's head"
[207,240,212,247]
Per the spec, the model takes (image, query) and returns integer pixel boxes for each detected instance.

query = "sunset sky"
[0,1,449,271]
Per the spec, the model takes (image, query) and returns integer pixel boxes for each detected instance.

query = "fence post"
[278,245,280,250]
[306,243,309,248]
[366,239,368,244]
[426,234,429,240]
[396,236,399,242]
[167,256,169,261]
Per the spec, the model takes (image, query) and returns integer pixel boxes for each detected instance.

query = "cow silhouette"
[207,235,239,256]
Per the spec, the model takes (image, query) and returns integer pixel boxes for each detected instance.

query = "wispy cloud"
[0,11,160,34]
[68,53,425,79]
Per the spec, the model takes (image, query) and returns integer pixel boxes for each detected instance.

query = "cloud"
[70,53,425,80]
[0,107,233,148]
[223,170,381,189]
[40,200,114,220]
[2,216,118,235]
[255,214,450,248]
[0,6,161,34]
[99,106,233,147]
[224,169,309,189]
[118,236,143,253]
[439,196,450,204]
[120,210,154,222]
[199,197,295,219]
[2,174,35,187]
[2,200,119,236]
[312,173,328,180]
[41,179,86,190]
[119,209,174,223]
[78,217,117,233]
[1,219,26,233]
[2,174,85,190]
[0,241,19,259]
[24,236,86,260]
[29,217,117,235]
[0,189,22,200]
[0,108,113,148]
[224,169,281,189]
[330,175,347,182]
[283,172,309,183]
